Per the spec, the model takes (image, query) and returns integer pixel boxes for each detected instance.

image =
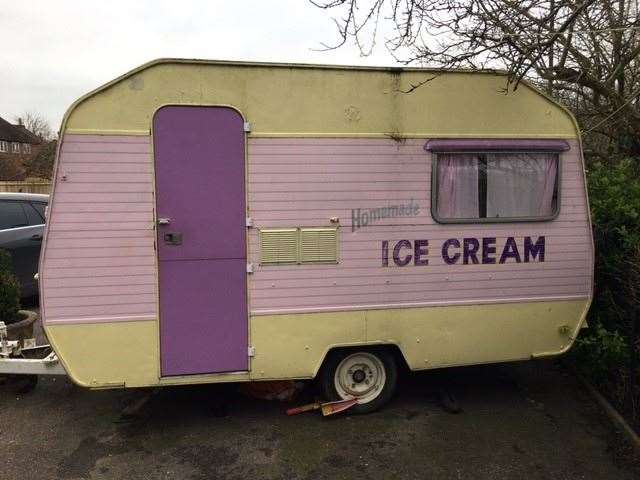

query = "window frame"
[11,142,20,153]
[0,141,7,152]
[22,143,31,154]
[23,201,45,226]
[430,150,562,224]
[30,201,47,222]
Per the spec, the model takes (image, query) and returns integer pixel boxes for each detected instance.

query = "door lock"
[163,232,183,245]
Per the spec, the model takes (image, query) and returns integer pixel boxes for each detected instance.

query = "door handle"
[163,232,183,245]
[158,218,171,226]
[30,234,43,241]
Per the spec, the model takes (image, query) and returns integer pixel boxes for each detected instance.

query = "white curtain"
[486,153,557,218]
[437,154,479,219]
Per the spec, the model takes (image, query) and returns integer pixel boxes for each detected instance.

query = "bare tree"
[311,1,640,156]
[23,139,57,180]
[0,157,24,181]
[14,111,53,141]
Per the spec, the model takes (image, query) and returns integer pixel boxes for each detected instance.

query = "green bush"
[574,158,640,427]
[586,158,640,329]
[573,323,629,383]
[0,249,21,323]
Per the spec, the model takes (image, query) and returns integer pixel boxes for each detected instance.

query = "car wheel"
[320,349,397,414]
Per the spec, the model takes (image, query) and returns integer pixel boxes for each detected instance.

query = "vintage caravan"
[32,59,592,412]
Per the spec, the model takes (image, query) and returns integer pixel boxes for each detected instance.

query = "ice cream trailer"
[0,59,593,412]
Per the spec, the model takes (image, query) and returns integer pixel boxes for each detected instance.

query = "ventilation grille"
[260,228,299,265]
[260,227,338,265]
[300,228,338,263]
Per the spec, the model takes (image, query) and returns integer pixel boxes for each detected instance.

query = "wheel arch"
[312,342,410,379]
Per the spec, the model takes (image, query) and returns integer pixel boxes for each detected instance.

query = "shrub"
[0,249,21,324]
[587,159,640,333]
[573,158,640,429]
[573,323,629,383]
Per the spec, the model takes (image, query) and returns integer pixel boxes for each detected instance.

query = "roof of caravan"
[62,58,579,139]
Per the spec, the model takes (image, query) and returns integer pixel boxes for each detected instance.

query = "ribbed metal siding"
[41,134,157,324]
[247,138,592,314]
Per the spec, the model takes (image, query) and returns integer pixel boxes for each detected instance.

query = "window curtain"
[486,153,557,218]
[437,154,479,218]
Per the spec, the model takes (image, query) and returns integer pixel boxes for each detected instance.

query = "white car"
[0,192,48,299]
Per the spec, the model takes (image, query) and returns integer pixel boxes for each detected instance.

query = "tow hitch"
[0,321,66,376]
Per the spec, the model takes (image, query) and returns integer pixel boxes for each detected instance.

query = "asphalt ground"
[2,357,639,480]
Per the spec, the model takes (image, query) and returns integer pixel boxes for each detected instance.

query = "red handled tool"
[286,398,358,416]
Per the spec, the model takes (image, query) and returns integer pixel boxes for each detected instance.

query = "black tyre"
[319,348,398,414]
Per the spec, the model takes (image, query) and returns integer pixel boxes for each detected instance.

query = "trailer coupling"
[0,321,66,376]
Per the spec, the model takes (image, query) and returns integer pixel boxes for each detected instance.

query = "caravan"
[32,59,592,412]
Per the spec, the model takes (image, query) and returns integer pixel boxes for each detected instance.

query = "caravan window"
[433,152,559,222]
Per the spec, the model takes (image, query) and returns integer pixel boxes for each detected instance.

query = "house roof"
[0,116,41,144]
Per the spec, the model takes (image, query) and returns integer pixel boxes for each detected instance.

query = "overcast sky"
[1,1,398,132]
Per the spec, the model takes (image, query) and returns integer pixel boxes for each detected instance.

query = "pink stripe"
[63,134,150,144]
[251,286,588,309]
[47,237,153,249]
[45,303,156,319]
[47,275,156,288]
[42,135,592,324]
[252,295,589,316]
[46,314,155,325]
[44,291,155,307]
[250,260,590,276]
[61,142,151,154]
[43,265,156,278]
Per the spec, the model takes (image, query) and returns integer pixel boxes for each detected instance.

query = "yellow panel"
[46,321,159,388]
[250,310,367,379]
[45,320,251,388]
[44,299,589,388]
[260,228,299,264]
[249,299,589,379]
[62,59,578,138]
[364,299,590,370]
[300,227,338,263]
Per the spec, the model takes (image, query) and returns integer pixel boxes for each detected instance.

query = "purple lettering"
[442,239,460,265]
[414,239,429,266]
[463,238,480,265]
[482,237,496,264]
[524,236,545,262]
[499,237,521,263]
[381,240,389,267]
[393,240,413,266]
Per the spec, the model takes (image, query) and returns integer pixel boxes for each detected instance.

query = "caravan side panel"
[40,134,161,386]
[247,138,591,313]
[41,134,157,323]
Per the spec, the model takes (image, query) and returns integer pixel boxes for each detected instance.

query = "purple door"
[154,106,248,376]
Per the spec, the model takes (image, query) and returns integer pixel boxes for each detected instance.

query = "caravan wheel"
[320,349,397,414]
